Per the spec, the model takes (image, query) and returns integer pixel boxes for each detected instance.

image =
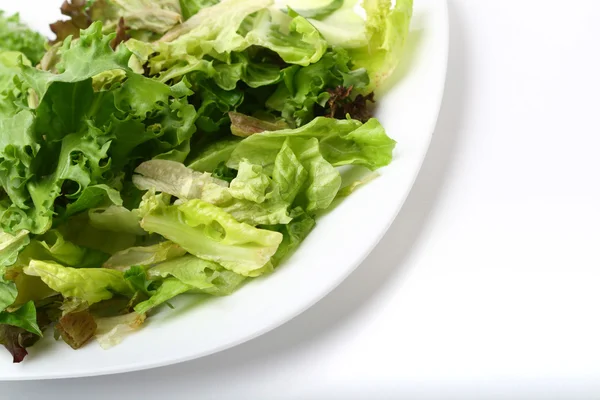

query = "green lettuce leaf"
[0,230,29,268]
[124,265,154,298]
[140,199,282,276]
[149,255,246,295]
[23,260,132,305]
[187,139,240,173]
[179,0,220,20]
[349,0,413,90]
[228,117,395,172]
[229,161,271,203]
[0,301,42,336]
[269,208,315,266]
[0,12,46,65]
[26,230,109,269]
[88,206,145,236]
[103,241,186,271]
[58,213,137,255]
[128,0,327,85]
[22,22,132,101]
[134,277,192,314]
[0,276,17,314]
[0,23,198,235]
[265,48,369,127]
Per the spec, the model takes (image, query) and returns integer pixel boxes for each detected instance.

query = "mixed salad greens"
[0,0,412,363]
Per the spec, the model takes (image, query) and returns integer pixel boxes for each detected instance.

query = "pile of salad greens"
[0,0,412,363]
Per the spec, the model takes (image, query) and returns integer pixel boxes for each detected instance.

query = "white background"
[3,0,600,398]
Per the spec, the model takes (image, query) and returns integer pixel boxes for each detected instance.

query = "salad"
[0,0,412,363]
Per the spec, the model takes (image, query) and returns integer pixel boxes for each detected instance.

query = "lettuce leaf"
[349,0,413,90]
[23,260,132,305]
[0,230,29,268]
[179,0,220,20]
[88,0,183,35]
[140,199,282,276]
[134,277,192,314]
[103,242,186,271]
[148,255,246,295]
[127,0,327,85]
[94,311,146,349]
[228,117,395,172]
[0,301,42,336]
[133,160,228,200]
[0,12,46,65]
[265,48,369,127]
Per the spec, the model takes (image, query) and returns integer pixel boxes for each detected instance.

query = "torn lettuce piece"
[58,213,138,255]
[26,230,109,269]
[88,206,145,236]
[0,230,29,268]
[103,242,186,271]
[23,260,132,305]
[140,200,282,276]
[227,117,395,172]
[269,208,315,266]
[187,139,241,173]
[133,159,228,200]
[229,161,271,203]
[148,255,246,295]
[88,0,183,35]
[94,312,146,349]
[134,277,192,314]
[0,301,42,337]
[180,0,220,20]
[0,12,46,65]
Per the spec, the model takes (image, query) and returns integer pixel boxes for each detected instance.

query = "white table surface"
[3,0,600,398]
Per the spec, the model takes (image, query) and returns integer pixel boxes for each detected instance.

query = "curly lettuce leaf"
[266,48,369,127]
[0,23,198,235]
[23,260,132,305]
[0,12,46,65]
[23,23,132,101]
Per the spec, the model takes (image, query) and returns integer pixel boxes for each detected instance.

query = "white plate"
[0,0,448,380]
